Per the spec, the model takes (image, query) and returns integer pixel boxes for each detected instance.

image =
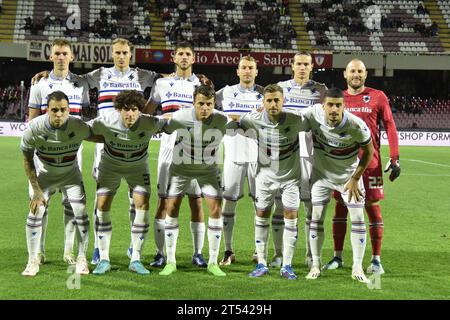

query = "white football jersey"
[20,115,91,174]
[302,104,372,184]
[148,74,201,150]
[164,108,230,176]
[278,79,327,157]
[216,84,263,163]
[28,71,90,118]
[89,111,166,166]
[239,110,310,183]
[84,66,158,116]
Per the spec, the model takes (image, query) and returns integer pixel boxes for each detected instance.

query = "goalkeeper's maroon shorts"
[333,164,385,202]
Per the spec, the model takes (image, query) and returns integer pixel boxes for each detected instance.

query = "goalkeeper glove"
[384,158,401,181]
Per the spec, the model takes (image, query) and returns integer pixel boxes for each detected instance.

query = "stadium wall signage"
[27,41,136,64]
[136,49,332,68]
[1,123,448,147]
[380,131,450,147]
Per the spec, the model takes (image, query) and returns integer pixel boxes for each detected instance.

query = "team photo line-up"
[21,37,401,283]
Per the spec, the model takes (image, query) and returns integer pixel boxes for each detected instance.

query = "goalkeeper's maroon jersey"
[344,87,399,168]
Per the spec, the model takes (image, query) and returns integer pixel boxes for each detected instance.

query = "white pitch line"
[381,156,450,168]
[400,159,450,168]
[400,173,450,177]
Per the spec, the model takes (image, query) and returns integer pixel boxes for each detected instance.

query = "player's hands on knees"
[344,177,362,203]
[30,191,47,215]
[384,157,401,181]
[31,71,50,85]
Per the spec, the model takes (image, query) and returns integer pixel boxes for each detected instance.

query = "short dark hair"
[174,41,195,54]
[47,91,69,105]
[193,84,215,101]
[113,90,146,111]
[325,88,344,99]
[263,84,283,96]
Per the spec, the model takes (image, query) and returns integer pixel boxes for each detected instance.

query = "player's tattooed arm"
[344,140,374,203]
[31,71,50,85]
[23,151,47,214]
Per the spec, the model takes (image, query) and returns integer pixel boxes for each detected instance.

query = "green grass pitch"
[1,136,449,300]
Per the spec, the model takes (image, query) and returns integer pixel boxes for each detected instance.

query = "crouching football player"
[21,91,99,276]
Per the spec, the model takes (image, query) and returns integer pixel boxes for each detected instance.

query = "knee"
[222,199,237,213]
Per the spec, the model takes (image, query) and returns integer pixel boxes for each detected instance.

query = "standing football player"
[215,55,264,266]
[323,59,400,274]
[302,88,374,283]
[275,52,327,268]
[28,39,90,265]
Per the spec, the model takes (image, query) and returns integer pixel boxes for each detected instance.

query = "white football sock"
[207,217,223,265]
[222,199,237,252]
[349,207,367,269]
[131,209,149,262]
[165,216,179,264]
[39,207,48,255]
[190,221,205,255]
[303,200,313,258]
[255,216,270,266]
[70,202,90,258]
[272,197,284,257]
[282,218,298,267]
[26,205,46,262]
[128,191,135,249]
[310,204,327,268]
[63,200,76,255]
[96,210,112,261]
[154,218,165,255]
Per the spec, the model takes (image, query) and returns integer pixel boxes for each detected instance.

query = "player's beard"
[348,78,364,90]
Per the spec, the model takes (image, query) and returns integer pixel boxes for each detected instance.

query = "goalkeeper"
[322,59,400,275]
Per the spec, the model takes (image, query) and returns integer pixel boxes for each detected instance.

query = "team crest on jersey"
[363,95,371,103]
[256,94,262,99]
[107,75,112,80]
[234,92,238,98]
[169,82,174,87]
[48,84,53,89]
[287,87,292,92]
